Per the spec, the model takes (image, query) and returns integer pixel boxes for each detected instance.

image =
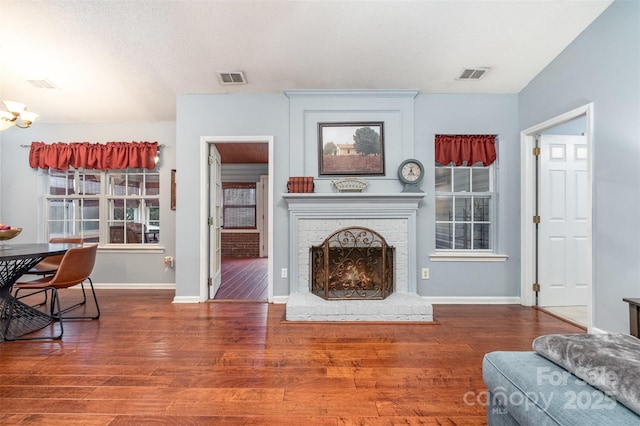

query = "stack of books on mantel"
[287,176,314,193]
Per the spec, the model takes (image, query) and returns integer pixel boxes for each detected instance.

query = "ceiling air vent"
[27,79,58,89]
[457,68,490,80]
[216,71,247,85]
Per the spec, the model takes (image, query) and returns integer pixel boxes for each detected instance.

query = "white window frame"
[44,168,161,250]
[431,162,507,262]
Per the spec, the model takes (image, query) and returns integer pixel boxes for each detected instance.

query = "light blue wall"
[175,94,290,299]
[519,0,640,332]
[415,94,521,297]
[0,121,176,285]
[174,91,522,301]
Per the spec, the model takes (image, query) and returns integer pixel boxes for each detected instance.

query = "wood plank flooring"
[0,290,584,425]
[214,257,268,301]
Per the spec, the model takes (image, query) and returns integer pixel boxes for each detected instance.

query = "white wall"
[519,0,640,333]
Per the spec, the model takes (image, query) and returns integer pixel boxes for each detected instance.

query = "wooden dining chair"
[8,244,99,340]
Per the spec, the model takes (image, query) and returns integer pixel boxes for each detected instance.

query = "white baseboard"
[272,295,288,304]
[172,296,202,303]
[92,283,175,290]
[271,295,521,305]
[424,296,522,304]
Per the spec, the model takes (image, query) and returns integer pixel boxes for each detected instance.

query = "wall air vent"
[457,68,490,80]
[216,71,247,85]
[27,79,58,89]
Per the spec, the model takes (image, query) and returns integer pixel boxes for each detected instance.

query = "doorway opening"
[199,136,274,303]
[520,104,593,330]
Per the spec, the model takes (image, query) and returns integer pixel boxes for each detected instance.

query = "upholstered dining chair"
[24,237,84,276]
[21,237,83,308]
[8,244,99,340]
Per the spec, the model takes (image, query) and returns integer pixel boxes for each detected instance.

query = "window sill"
[98,244,165,254]
[430,252,508,262]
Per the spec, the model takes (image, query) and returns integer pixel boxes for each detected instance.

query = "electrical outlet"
[164,256,174,268]
[421,268,429,280]
[281,268,288,278]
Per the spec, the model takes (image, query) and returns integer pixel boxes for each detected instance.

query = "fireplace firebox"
[310,227,394,300]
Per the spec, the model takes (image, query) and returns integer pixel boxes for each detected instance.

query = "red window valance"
[435,134,496,166]
[29,141,159,171]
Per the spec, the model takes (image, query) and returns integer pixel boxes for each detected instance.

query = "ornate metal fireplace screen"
[311,226,394,300]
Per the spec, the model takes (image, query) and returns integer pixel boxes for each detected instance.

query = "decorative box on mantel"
[282,192,433,322]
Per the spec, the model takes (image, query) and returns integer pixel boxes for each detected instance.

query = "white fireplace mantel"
[283,192,433,321]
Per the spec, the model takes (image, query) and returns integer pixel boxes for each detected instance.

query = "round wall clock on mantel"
[398,159,424,193]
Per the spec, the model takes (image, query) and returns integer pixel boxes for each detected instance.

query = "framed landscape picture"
[318,122,385,176]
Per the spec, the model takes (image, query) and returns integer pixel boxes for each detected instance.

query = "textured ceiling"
[0,0,613,124]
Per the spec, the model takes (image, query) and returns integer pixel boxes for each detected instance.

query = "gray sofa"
[483,333,640,425]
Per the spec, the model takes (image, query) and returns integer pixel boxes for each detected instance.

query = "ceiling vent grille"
[27,79,58,89]
[217,71,247,85]
[457,68,490,80]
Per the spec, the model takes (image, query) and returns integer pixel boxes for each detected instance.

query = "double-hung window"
[222,183,257,229]
[434,134,497,252]
[45,168,160,245]
[435,164,493,250]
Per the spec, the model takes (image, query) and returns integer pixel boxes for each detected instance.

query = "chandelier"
[0,100,39,131]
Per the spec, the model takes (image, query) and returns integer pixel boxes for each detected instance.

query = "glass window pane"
[145,174,160,196]
[224,207,256,228]
[224,188,256,204]
[472,168,490,192]
[125,199,143,221]
[453,168,470,192]
[79,173,101,195]
[435,168,451,192]
[80,199,99,220]
[126,175,143,196]
[81,220,99,233]
[473,197,491,222]
[49,171,75,196]
[455,223,471,249]
[435,196,453,221]
[474,224,491,249]
[109,174,127,196]
[435,223,452,249]
[455,197,471,221]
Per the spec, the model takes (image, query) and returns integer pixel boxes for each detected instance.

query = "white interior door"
[538,134,588,306]
[208,145,222,299]
[259,175,269,258]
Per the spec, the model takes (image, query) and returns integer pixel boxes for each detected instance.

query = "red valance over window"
[435,135,496,166]
[29,141,158,170]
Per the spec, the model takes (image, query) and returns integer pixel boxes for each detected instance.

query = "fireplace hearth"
[283,192,433,322]
[311,227,394,300]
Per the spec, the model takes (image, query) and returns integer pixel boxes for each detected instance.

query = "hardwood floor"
[214,257,268,301]
[0,290,584,425]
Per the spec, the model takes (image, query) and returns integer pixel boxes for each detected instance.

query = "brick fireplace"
[283,192,433,321]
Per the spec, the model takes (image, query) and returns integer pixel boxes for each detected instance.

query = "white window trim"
[430,252,508,262]
[42,168,162,251]
[434,164,496,252]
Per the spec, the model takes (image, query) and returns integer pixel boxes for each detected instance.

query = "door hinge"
[208,217,213,226]
[208,155,214,165]
[533,215,540,224]
[208,277,212,287]
[532,283,541,292]
[533,147,540,156]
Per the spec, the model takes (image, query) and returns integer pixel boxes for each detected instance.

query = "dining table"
[0,242,81,341]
